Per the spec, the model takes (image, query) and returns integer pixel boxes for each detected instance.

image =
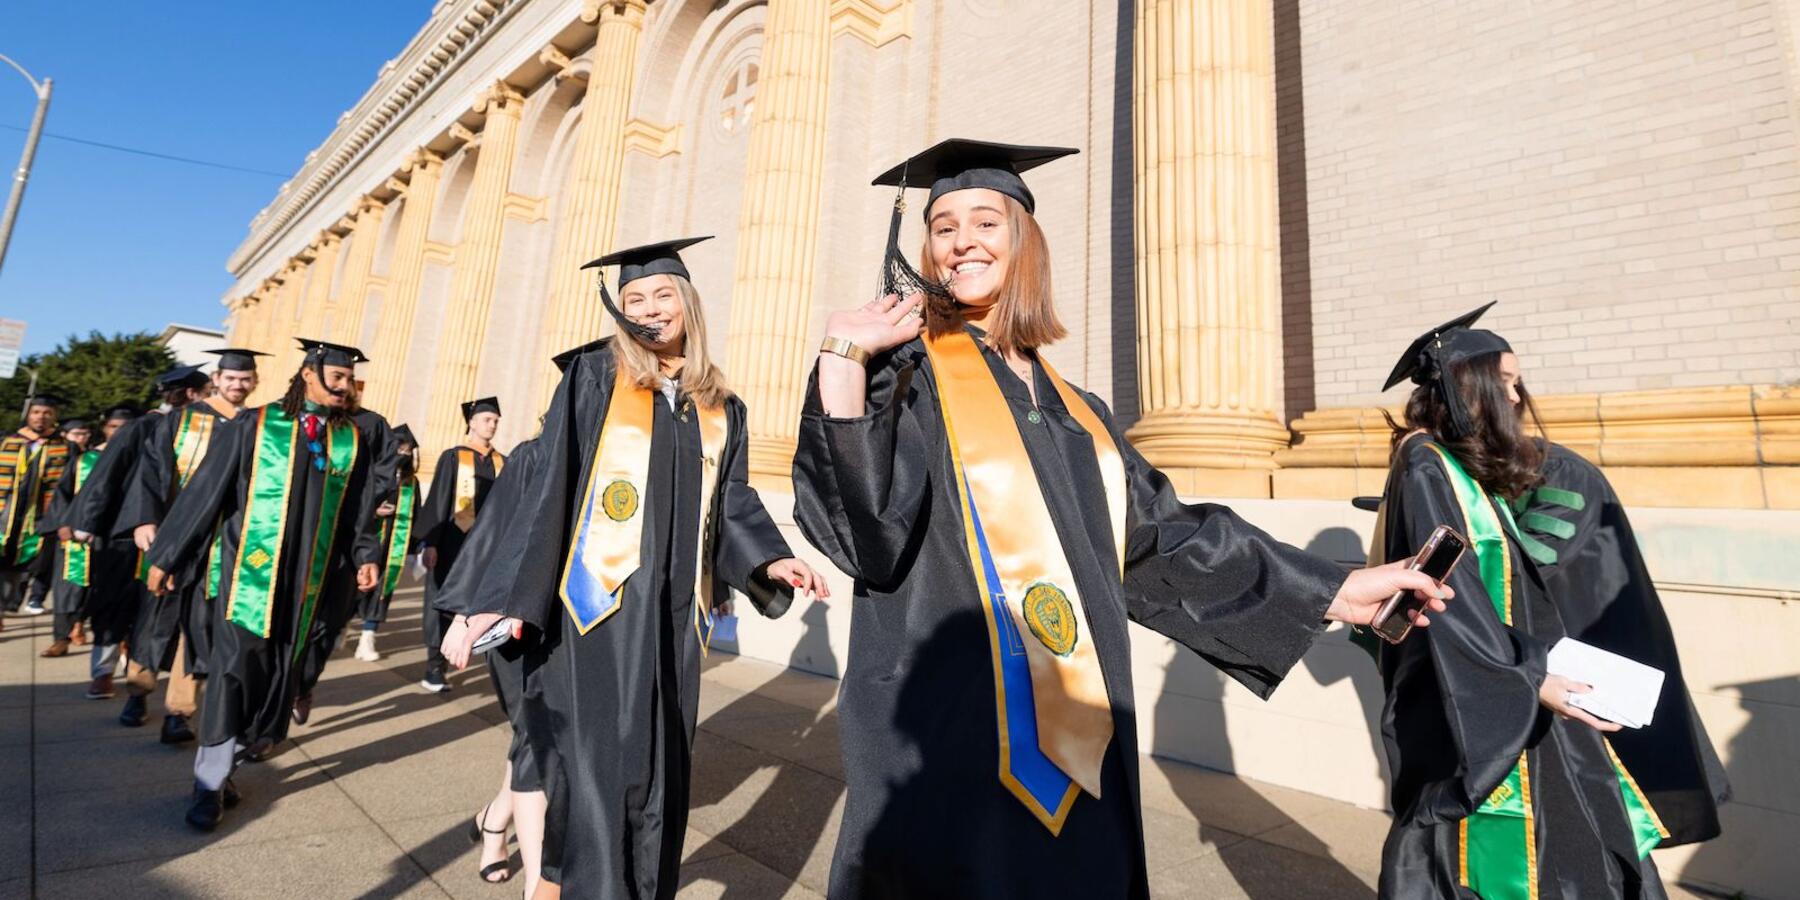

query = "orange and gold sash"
[451,447,505,532]
[924,329,1126,834]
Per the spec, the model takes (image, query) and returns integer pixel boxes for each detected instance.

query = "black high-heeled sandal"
[466,804,512,883]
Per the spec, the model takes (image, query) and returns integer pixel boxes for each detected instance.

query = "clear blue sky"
[0,3,434,355]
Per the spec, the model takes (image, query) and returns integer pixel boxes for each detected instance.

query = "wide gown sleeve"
[711,398,795,618]
[38,455,80,533]
[790,345,933,588]
[431,442,534,616]
[416,447,459,551]
[147,412,246,576]
[72,416,148,538]
[1389,442,1549,822]
[117,412,176,533]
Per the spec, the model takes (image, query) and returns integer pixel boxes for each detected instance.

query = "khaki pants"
[125,634,202,716]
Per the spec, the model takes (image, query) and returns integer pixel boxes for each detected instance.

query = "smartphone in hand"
[469,617,517,655]
[1371,524,1467,644]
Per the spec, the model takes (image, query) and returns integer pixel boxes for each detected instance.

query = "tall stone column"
[365,150,445,415]
[332,196,388,346]
[536,0,650,405]
[293,233,343,356]
[255,261,309,404]
[426,82,525,452]
[1127,0,1289,497]
[723,0,833,481]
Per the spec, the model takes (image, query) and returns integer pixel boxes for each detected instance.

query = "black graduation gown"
[1516,443,1728,847]
[433,437,550,792]
[120,403,239,676]
[467,346,796,897]
[789,333,1347,900]
[67,415,160,646]
[42,447,142,644]
[297,408,400,697]
[146,405,381,749]
[417,442,502,594]
[356,470,422,624]
[1375,435,1665,899]
[0,432,68,572]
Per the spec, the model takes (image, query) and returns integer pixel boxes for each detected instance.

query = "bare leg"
[512,788,547,899]
[477,763,516,881]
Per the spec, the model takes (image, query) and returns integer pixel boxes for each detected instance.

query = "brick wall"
[1294,0,1800,410]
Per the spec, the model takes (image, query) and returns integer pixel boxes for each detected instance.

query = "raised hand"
[823,293,925,358]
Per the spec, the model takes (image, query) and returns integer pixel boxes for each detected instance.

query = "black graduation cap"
[296,337,369,368]
[1383,301,1512,440]
[156,365,210,392]
[391,424,417,448]
[23,393,62,409]
[461,397,501,421]
[552,337,610,373]
[103,405,141,422]
[580,237,713,343]
[868,139,1078,299]
[205,347,270,372]
[60,418,89,432]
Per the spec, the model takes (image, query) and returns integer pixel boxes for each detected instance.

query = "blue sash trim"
[967,488,1074,814]
[561,477,626,632]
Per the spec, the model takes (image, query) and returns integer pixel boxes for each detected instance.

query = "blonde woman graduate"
[792,139,1451,899]
[446,238,829,899]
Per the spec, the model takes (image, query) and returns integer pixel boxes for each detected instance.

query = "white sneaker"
[353,631,380,662]
[21,602,46,616]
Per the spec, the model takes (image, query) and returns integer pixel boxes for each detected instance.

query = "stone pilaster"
[297,233,343,343]
[1127,0,1289,497]
[332,196,388,346]
[364,149,446,415]
[426,82,525,453]
[723,0,834,482]
[536,0,650,405]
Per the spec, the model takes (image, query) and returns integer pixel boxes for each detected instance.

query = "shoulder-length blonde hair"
[610,274,732,409]
[919,195,1066,355]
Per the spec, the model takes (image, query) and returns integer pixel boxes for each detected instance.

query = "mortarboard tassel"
[596,272,663,343]
[878,169,952,301]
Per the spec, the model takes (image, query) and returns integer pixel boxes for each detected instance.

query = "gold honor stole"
[225,407,358,656]
[0,436,68,564]
[451,447,505,532]
[559,364,727,644]
[1428,445,1667,900]
[923,330,1126,835]
[380,479,417,598]
[62,449,101,586]
[171,408,228,596]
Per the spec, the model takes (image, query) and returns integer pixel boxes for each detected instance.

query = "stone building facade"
[221,2,1798,895]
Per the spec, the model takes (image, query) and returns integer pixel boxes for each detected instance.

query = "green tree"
[0,331,178,432]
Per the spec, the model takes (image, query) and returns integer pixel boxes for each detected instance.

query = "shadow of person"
[1670,676,1791,899]
[1294,526,1391,798]
[682,597,844,897]
[1153,630,1374,898]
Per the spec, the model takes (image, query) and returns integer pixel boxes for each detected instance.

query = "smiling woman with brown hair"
[792,138,1452,899]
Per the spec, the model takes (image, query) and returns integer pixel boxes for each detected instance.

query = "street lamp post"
[0,53,52,278]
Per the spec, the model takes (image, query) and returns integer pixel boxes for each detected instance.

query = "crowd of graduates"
[0,140,1728,900]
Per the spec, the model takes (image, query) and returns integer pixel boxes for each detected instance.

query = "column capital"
[581,0,648,27]
[450,121,480,148]
[384,176,410,196]
[403,148,445,177]
[473,80,525,115]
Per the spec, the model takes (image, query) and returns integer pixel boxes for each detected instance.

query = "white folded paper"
[1546,638,1664,728]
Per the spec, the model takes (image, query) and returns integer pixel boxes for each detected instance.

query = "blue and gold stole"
[559,363,728,648]
[924,329,1126,835]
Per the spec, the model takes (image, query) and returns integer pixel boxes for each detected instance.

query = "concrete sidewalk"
[2,590,1702,899]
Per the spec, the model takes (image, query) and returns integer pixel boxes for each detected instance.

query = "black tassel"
[1423,340,1475,440]
[596,274,662,343]
[878,178,951,300]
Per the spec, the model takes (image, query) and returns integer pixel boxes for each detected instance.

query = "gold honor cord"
[558,365,656,633]
[173,409,217,489]
[924,330,1123,814]
[690,404,728,655]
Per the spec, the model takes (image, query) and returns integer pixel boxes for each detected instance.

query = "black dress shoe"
[186,783,224,832]
[161,714,196,744]
[291,693,312,725]
[118,694,148,727]
[222,778,241,809]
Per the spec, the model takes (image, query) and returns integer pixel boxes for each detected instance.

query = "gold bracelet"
[819,336,871,366]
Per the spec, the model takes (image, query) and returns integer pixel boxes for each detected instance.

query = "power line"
[0,122,291,178]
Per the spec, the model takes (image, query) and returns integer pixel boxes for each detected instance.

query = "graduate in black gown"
[67,367,207,698]
[40,407,140,663]
[39,415,92,656]
[145,339,383,832]
[1373,306,1671,899]
[0,395,70,619]
[351,423,422,663]
[1513,442,1729,847]
[417,396,505,693]
[792,140,1449,900]
[445,239,829,899]
[119,349,265,743]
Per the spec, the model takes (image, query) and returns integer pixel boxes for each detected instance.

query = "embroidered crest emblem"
[246,548,273,570]
[1484,781,1516,809]
[1022,583,1078,657]
[602,479,640,522]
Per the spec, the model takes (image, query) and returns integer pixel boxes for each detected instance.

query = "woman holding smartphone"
[1373,304,1670,899]
[792,139,1450,899]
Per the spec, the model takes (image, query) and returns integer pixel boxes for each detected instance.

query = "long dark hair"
[1388,352,1544,498]
[279,369,350,423]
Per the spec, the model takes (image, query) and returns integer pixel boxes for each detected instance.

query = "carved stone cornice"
[226,0,526,275]
[831,0,913,48]
[502,192,547,222]
[622,119,682,158]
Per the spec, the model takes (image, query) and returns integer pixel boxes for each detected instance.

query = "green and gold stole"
[924,329,1125,835]
[0,435,68,564]
[1427,445,1667,900]
[450,447,505,532]
[224,406,358,658]
[61,449,101,586]
[172,406,228,596]
[379,478,417,598]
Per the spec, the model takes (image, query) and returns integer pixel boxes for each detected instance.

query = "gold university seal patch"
[1022,583,1078,657]
[246,547,273,570]
[602,480,640,522]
